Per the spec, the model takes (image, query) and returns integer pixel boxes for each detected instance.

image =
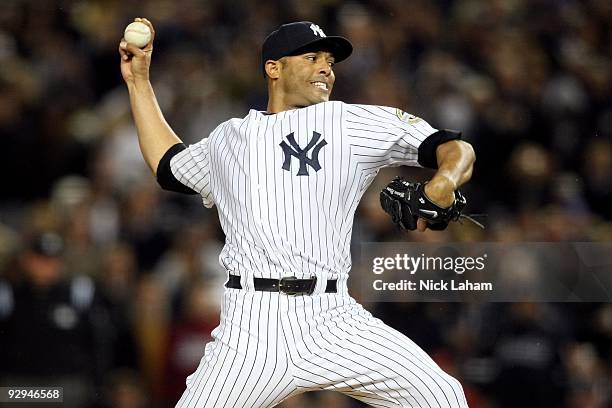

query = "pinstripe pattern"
[171,101,468,407]
[284,294,467,408]
[176,290,301,408]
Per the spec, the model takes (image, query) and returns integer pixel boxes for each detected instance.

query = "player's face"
[279,51,335,107]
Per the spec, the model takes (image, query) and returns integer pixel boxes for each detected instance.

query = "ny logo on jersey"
[309,23,326,38]
[280,131,327,176]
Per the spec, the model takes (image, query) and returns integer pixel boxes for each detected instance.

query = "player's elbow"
[437,139,475,185]
[459,140,476,167]
[149,161,159,178]
[457,140,475,183]
[437,139,475,165]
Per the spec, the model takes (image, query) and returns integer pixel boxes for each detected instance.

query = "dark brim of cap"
[287,36,353,63]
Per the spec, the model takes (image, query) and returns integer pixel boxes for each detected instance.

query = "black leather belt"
[225,274,337,295]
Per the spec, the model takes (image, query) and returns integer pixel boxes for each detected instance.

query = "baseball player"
[120,18,475,408]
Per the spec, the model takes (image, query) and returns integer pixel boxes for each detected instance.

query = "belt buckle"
[279,276,300,296]
[279,276,317,296]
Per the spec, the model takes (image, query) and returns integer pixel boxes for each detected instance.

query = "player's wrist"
[133,74,151,85]
[424,176,455,208]
[127,77,152,94]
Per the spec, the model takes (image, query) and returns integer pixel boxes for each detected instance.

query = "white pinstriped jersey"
[171,101,469,408]
[170,101,437,291]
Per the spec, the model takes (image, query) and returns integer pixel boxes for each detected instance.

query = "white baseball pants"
[176,289,468,408]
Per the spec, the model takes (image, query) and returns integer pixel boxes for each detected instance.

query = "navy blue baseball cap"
[262,21,353,76]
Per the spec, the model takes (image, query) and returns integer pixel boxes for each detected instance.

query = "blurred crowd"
[0,0,611,407]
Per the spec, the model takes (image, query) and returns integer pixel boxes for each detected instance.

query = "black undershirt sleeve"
[417,129,462,169]
[156,143,199,195]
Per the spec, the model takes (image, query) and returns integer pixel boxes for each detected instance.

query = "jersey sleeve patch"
[417,129,462,169]
[156,143,199,195]
[395,108,422,125]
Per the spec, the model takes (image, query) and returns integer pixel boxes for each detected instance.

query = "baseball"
[124,21,151,48]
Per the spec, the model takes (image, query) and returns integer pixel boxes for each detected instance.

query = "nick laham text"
[373,279,493,291]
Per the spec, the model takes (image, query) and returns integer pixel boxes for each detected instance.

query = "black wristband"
[156,143,198,195]
[417,129,462,169]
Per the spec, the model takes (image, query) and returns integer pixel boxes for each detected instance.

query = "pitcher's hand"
[119,17,156,85]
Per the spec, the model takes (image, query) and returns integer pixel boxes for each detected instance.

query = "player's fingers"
[417,218,428,232]
[119,40,131,60]
[121,41,146,58]
[139,18,156,36]
[135,17,156,48]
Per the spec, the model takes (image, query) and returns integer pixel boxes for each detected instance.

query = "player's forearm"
[433,140,475,188]
[425,140,475,207]
[127,79,182,175]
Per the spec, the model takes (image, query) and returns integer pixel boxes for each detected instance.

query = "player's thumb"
[417,218,428,232]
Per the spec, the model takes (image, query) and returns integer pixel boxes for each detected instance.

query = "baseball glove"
[380,177,469,231]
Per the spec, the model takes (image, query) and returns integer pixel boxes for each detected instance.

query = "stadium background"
[0,0,611,406]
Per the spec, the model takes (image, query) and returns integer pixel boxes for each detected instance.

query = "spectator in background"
[0,232,113,407]
[131,274,170,403]
[97,242,140,373]
[480,303,569,407]
[582,138,612,219]
[103,368,149,408]
[162,281,220,406]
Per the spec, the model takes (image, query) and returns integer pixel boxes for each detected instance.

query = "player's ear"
[265,60,281,79]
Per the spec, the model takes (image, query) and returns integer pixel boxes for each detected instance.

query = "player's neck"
[267,89,313,113]
[266,98,298,114]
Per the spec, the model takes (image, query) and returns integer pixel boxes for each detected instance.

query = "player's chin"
[313,90,330,103]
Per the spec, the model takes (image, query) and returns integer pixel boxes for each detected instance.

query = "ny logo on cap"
[309,23,326,38]
[280,131,327,176]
